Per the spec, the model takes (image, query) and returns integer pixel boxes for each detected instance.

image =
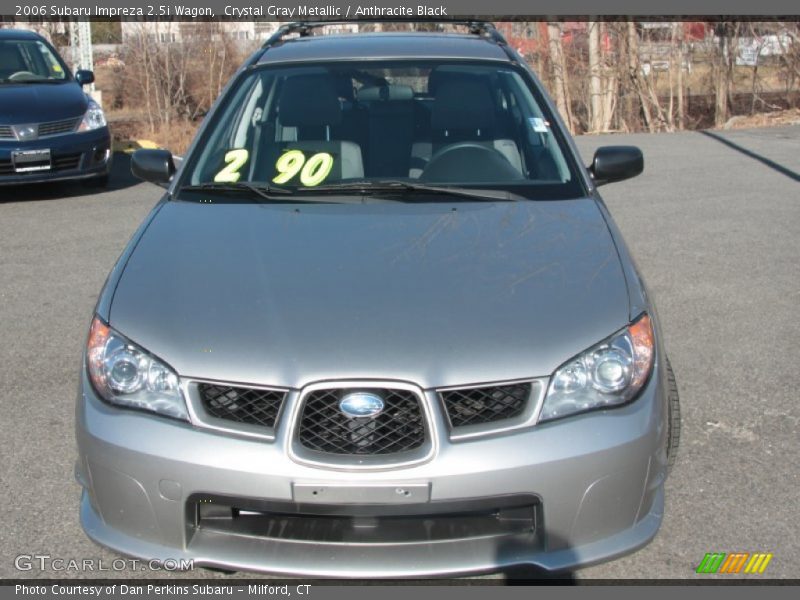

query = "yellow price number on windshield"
[214,149,249,183]
[273,150,334,187]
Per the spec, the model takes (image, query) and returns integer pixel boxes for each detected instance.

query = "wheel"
[665,358,681,474]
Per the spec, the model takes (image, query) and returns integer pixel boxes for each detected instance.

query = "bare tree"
[777,25,800,107]
[624,22,656,132]
[588,21,604,132]
[546,22,575,133]
[116,22,247,148]
[599,22,618,132]
[713,21,739,127]
[673,22,686,130]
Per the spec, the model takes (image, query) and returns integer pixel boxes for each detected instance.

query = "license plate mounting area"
[292,483,430,505]
[12,149,51,173]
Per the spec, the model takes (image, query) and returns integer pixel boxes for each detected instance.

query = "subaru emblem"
[339,392,385,418]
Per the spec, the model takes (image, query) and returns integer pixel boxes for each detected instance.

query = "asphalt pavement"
[0,126,798,580]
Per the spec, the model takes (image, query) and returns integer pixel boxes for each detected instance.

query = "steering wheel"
[8,71,38,81]
[420,142,524,184]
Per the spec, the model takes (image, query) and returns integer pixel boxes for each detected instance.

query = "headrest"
[278,75,342,127]
[0,45,25,69]
[431,76,495,132]
[428,66,484,95]
[357,84,414,102]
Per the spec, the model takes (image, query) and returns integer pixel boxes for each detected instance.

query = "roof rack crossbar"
[466,21,508,44]
[260,21,507,50]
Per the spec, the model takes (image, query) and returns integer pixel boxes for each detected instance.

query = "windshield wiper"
[302,180,523,202]
[178,181,293,202]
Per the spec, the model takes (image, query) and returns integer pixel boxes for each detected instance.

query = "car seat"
[409,71,523,179]
[257,74,364,183]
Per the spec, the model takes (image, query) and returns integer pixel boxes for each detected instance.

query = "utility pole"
[69,20,94,92]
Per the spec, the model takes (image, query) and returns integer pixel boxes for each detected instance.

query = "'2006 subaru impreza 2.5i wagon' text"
[76,22,680,577]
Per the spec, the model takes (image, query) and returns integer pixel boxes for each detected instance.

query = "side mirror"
[131,149,176,186]
[590,146,643,186]
[75,70,95,86]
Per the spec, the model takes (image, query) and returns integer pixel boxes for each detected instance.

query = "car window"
[0,40,69,83]
[185,61,585,200]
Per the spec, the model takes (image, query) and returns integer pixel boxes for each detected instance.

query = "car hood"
[0,82,87,124]
[110,198,631,389]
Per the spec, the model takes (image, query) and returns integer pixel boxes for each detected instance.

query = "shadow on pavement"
[106,152,141,191]
[499,564,577,584]
[699,130,800,183]
[0,152,140,203]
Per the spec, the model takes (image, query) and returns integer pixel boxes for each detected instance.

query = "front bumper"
[75,362,668,577]
[0,127,111,186]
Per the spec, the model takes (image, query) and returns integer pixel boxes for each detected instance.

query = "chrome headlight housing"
[86,316,188,420]
[78,98,107,131]
[539,313,655,422]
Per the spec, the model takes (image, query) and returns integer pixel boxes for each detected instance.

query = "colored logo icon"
[696,552,773,574]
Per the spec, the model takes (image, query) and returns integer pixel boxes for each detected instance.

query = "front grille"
[298,388,425,455]
[38,117,80,137]
[52,153,82,171]
[441,383,531,428]
[0,159,13,175]
[198,383,286,429]
[0,118,80,141]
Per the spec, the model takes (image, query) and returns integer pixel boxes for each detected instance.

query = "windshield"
[183,61,585,200]
[0,39,69,83]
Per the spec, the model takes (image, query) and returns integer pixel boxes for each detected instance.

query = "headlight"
[86,316,188,420]
[539,313,654,422]
[78,99,107,131]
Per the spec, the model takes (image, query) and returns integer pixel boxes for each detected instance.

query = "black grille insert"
[441,383,531,428]
[298,388,425,455]
[52,153,82,171]
[198,383,286,429]
[0,125,13,140]
[190,494,540,544]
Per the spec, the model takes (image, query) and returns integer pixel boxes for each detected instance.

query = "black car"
[0,29,111,187]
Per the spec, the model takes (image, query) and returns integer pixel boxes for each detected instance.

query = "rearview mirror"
[75,70,94,86]
[590,146,643,186]
[131,149,176,186]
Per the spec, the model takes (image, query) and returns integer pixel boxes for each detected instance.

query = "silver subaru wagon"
[76,22,680,578]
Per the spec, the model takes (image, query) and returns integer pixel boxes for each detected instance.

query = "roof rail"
[261,21,507,49]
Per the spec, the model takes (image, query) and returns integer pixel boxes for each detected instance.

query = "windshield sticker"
[528,117,549,133]
[213,149,249,183]
[273,150,334,187]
